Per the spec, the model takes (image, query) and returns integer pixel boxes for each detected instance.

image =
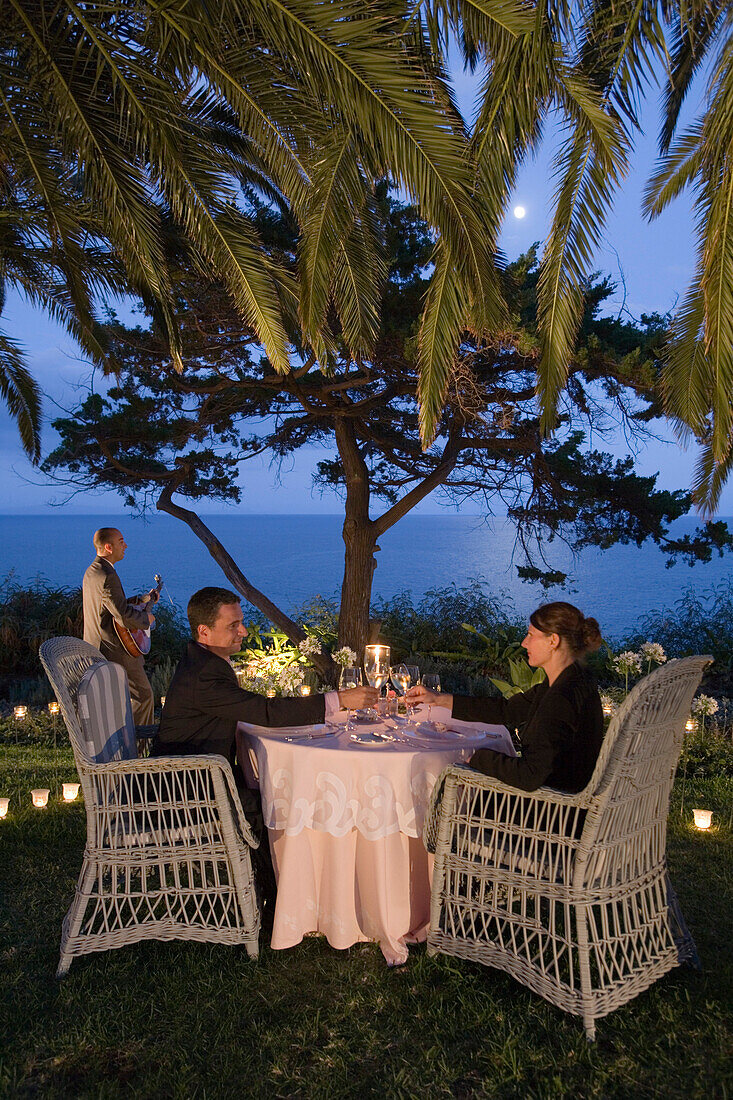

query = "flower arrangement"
[610,642,667,694]
[691,693,719,732]
[639,642,667,674]
[611,651,642,694]
[332,646,357,668]
[234,625,323,697]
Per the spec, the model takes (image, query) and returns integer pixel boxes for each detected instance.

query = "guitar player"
[82,527,158,725]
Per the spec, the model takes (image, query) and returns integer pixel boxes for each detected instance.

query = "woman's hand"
[338,685,378,710]
[406,685,452,709]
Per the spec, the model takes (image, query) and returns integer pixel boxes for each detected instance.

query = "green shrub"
[679,731,733,779]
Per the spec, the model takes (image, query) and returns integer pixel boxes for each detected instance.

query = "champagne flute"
[340,666,362,730]
[421,673,441,725]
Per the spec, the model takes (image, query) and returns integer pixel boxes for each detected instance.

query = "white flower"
[640,642,667,665]
[333,646,357,667]
[612,651,642,676]
[691,694,719,717]
[298,635,322,658]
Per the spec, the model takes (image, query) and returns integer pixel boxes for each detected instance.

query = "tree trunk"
[335,418,376,654]
[338,514,378,653]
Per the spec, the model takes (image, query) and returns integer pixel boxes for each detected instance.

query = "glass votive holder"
[692,808,713,830]
[685,717,697,733]
[0,797,9,819]
[62,783,80,802]
[299,684,312,697]
[266,689,276,698]
[31,788,50,809]
[14,705,27,720]
[48,701,60,716]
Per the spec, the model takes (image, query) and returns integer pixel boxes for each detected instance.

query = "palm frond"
[0,330,42,461]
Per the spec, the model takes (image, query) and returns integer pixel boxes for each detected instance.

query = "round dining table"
[236,705,515,965]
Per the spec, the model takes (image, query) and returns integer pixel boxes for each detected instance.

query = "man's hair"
[93,527,120,551]
[187,586,241,640]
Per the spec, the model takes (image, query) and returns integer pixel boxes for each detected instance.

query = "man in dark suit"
[154,586,376,763]
[82,527,157,725]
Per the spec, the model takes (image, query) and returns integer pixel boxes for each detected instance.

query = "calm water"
[1,512,731,641]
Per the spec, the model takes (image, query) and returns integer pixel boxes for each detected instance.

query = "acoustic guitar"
[114,574,163,658]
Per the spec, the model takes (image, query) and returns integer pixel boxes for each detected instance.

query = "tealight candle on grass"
[692,808,713,830]
[0,798,9,818]
[62,783,80,802]
[31,789,50,809]
[14,705,27,720]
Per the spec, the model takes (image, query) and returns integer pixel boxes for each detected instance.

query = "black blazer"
[453,661,603,793]
[153,642,326,759]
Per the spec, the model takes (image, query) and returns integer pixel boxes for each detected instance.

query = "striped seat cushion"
[77,661,137,763]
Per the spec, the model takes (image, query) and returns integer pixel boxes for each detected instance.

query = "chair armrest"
[85,753,260,849]
[423,763,596,853]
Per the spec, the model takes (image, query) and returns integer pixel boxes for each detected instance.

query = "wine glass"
[405,665,420,722]
[340,666,362,730]
[364,645,390,713]
[390,664,410,696]
[421,673,441,725]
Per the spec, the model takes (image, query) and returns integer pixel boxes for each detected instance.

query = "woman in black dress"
[408,602,604,793]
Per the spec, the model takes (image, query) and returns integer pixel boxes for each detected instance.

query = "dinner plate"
[349,732,393,746]
[407,723,489,744]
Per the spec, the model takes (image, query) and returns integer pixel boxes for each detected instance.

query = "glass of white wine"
[405,665,420,722]
[421,673,441,725]
[340,666,362,730]
[364,645,390,714]
[390,665,410,716]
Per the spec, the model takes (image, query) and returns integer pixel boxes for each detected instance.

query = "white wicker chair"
[39,636,260,976]
[423,655,709,1040]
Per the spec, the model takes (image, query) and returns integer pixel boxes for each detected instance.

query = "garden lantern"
[48,701,60,716]
[62,783,80,802]
[692,809,713,831]
[0,798,9,819]
[14,705,27,720]
[31,789,50,809]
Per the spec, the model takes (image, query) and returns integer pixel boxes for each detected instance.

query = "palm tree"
[1,0,531,459]
[415,2,733,518]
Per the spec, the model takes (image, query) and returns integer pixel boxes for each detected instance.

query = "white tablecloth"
[236,705,515,964]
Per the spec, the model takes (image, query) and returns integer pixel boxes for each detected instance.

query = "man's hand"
[338,685,378,710]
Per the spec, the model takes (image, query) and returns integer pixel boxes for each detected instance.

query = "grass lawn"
[0,743,731,1099]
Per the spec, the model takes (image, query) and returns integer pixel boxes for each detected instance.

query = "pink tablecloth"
[236,706,515,965]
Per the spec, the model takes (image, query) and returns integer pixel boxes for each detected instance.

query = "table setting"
[235,645,517,966]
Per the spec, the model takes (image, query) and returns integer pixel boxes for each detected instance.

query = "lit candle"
[31,788,50,809]
[299,685,312,696]
[266,689,276,698]
[48,701,60,716]
[685,717,697,732]
[14,705,27,720]
[160,695,166,707]
[692,808,713,830]
[62,783,80,802]
[0,798,9,819]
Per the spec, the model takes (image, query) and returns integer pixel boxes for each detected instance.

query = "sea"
[1,512,731,643]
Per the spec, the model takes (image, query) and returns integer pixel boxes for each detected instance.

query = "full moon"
[513,205,526,219]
